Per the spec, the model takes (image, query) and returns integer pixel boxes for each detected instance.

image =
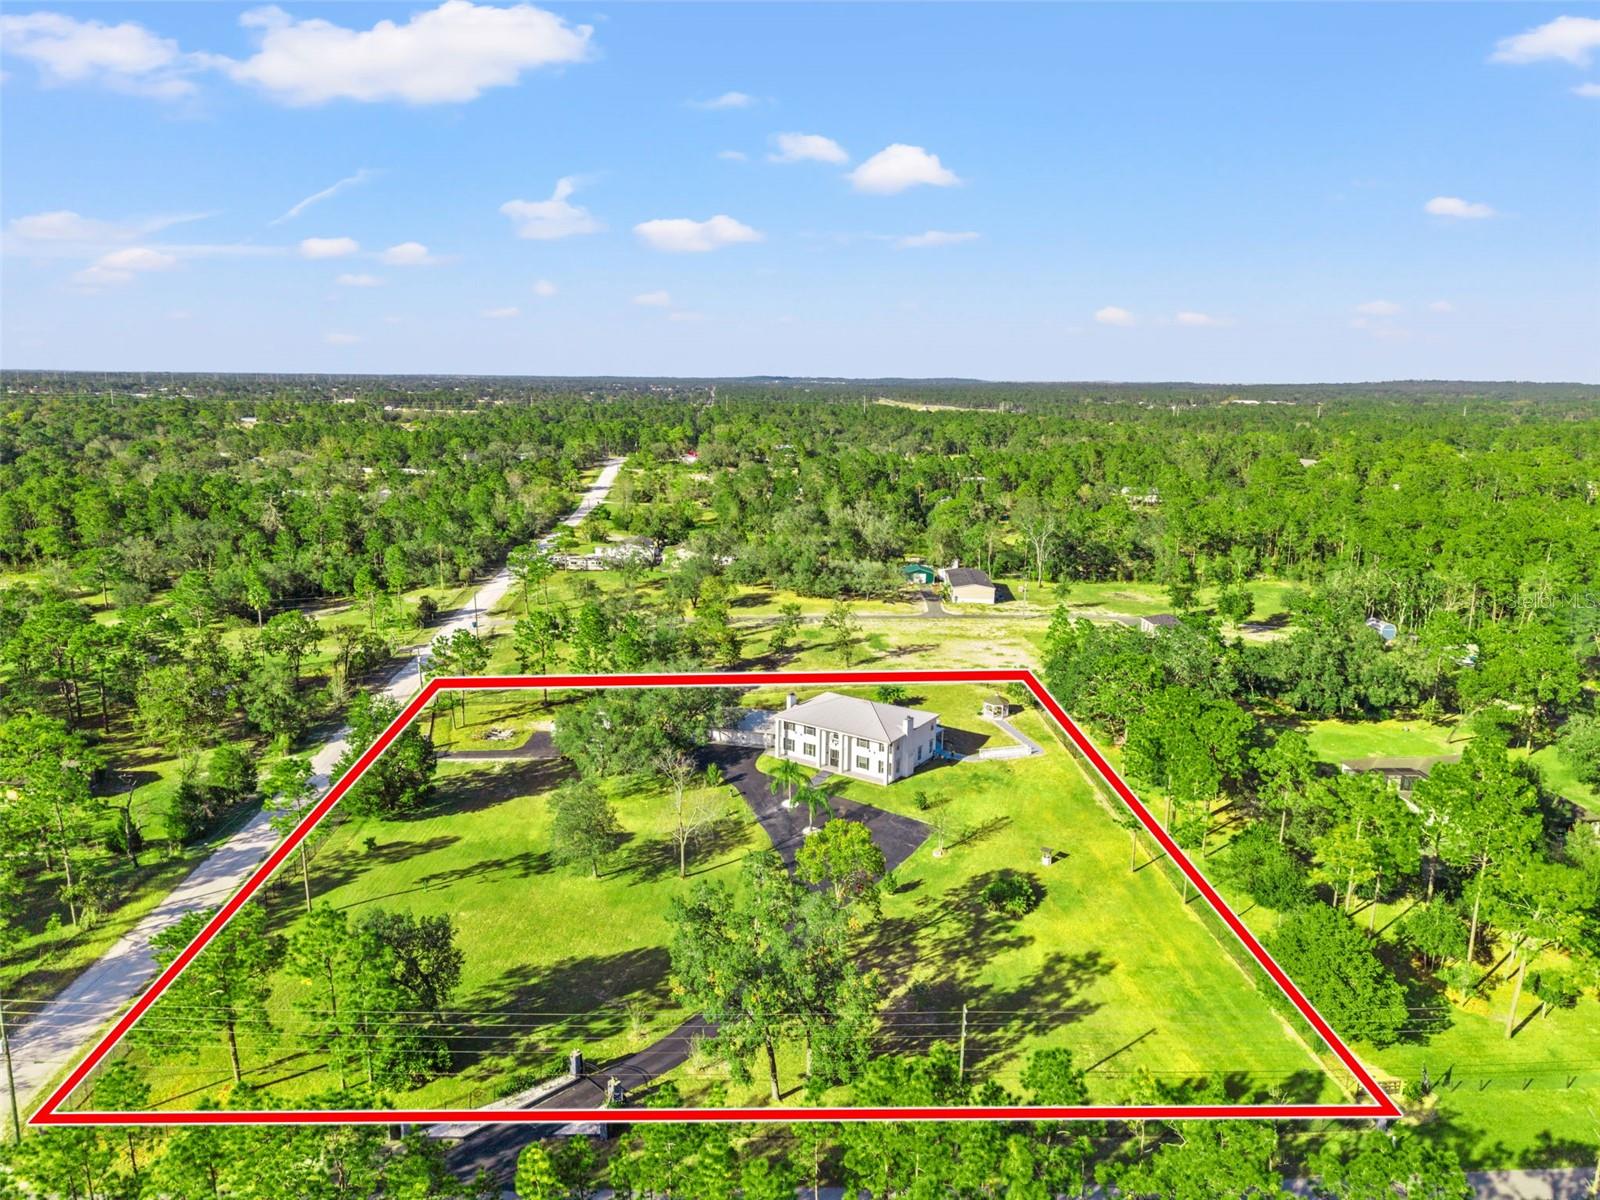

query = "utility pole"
[1,996,20,1142]
[958,1003,969,1079]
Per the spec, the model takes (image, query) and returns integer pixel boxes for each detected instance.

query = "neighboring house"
[1138,613,1181,634]
[553,536,661,571]
[939,565,999,605]
[772,691,941,784]
[1339,753,1461,796]
[901,563,937,586]
[1365,616,1398,643]
[594,535,660,565]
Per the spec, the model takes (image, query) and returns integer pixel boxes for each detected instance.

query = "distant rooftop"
[1340,753,1461,774]
[943,567,994,588]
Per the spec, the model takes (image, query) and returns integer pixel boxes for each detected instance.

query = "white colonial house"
[772,691,942,785]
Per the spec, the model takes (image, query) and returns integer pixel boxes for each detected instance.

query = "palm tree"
[768,758,810,809]
[797,784,834,835]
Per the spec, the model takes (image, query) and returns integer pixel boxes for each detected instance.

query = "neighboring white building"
[939,565,999,605]
[772,691,941,785]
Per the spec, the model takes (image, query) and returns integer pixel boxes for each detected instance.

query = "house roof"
[781,691,939,742]
[943,567,995,588]
[1340,753,1461,774]
[1141,613,1181,627]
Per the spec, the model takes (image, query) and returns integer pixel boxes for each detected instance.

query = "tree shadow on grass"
[447,946,674,1082]
[1370,936,1456,1044]
[613,816,754,885]
[869,869,1117,1081]
[940,727,994,756]
[421,757,576,819]
[877,641,937,662]
[416,848,555,890]
[262,834,464,923]
[950,814,1011,851]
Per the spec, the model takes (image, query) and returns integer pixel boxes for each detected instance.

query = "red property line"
[33,669,1401,1127]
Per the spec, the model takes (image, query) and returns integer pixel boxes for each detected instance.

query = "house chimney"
[786,692,797,709]
[902,714,913,739]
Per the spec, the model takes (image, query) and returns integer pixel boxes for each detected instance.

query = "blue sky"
[2,2,1597,381]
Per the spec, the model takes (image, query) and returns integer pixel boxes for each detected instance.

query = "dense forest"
[2,374,1598,1193]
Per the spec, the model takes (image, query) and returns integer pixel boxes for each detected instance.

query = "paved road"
[7,458,626,1121]
[438,730,555,763]
[703,745,929,872]
[442,1014,710,1182]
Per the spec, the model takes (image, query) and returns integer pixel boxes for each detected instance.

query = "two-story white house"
[771,691,941,785]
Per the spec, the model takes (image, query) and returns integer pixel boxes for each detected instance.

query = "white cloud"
[632,290,673,307]
[5,209,206,245]
[532,278,558,297]
[378,241,438,265]
[1576,82,1600,97]
[219,1,593,106]
[482,306,520,318]
[1175,311,1233,327]
[10,211,123,242]
[324,331,360,344]
[1355,299,1402,316]
[689,90,755,109]
[1093,305,1135,327]
[499,177,603,240]
[895,230,979,249]
[270,168,377,224]
[0,11,197,98]
[71,245,178,287]
[847,144,960,194]
[718,149,748,162]
[1425,195,1496,219]
[1490,15,1600,66]
[633,215,762,253]
[1429,299,1455,313]
[299,236,359,259]
[336,272,383,287]
[769,132,848,164]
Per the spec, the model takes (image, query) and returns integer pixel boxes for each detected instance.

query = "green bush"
[979,872,1044,918]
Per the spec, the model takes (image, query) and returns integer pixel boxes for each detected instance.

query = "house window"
[855,753,870,771]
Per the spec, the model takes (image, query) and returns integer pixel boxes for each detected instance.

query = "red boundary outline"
[32,669,1401,1127]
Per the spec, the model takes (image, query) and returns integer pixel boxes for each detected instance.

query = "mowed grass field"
[109,755,764,1112]
[89,683,1345,1113]
[782,689,1345,1105]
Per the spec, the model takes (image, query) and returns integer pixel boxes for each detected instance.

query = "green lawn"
[1301,717,1468,763]
[781,693,1345,1105]
[1526,743,1599,815]
[103,756,764,1112]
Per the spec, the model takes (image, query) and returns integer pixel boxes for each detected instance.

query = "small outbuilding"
[1138,613,1181,634]
[1365,616,1398,643]
[981,695,1012,719]
[940,565,999,605]
[901,563,937,586]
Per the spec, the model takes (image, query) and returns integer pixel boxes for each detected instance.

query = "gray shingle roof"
[780,691,939,742]
[943,567,994,588]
